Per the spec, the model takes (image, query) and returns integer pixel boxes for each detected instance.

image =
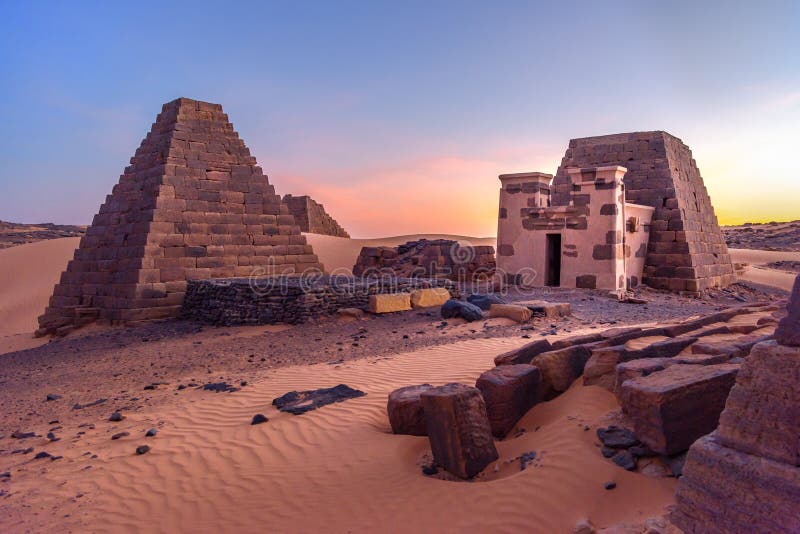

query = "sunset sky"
[1,1,798,237]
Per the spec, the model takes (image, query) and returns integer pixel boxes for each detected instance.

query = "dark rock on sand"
[440,299,484,322]
[136,445,150,455]
[45,394,62,401]
[145,429,157,437]
[11,431,36,439]
[111,432,130,440]
[273,384,366,415]
[612,450,637,471]
[467,293,506,310]
[202,382,240,393]
[597,426,640,449]
[109,412,124,422]
[251,414,269,425]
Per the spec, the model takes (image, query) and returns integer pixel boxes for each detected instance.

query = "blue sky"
[1,0,798,236]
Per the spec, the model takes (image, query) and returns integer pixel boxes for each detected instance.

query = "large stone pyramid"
[552,131,734,293]
[38,98,323,335]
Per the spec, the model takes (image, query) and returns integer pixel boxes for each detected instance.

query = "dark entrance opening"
[545,234,561,287]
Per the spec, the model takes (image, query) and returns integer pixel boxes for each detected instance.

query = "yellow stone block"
[488,304,532,323]
[410,287,451,308]
[368,293,412,314]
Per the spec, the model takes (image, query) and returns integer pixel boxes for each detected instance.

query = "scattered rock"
[72,398,107,410]
[421,464,438,476]
[597,426,640,449]
[466,293,506,310]
[519,451,537,470]
[251,414,269,425]
[420,383,499,479]
[604,481,617,490]
[34,451,52,460]
[135,445,150,455]
[387,384,434,436]
[202,382,239,393]
[612,450,637,471]
[337,307,365,319]
[11,431,35,439]
[532,345,593,398]
[109,412,124,422]
[440,299,484,322]
[145,429,157,437]
[273,384,366,415]
[45,394,61,402]
[111,432,130,440]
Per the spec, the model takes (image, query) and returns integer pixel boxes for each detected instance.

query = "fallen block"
[410,287,450,308]
[466,293,506,310]
[532,345,593,398]
[387,384,434,436]
[475,365,542,437]
[516,300,572,318]
[613,358,673,402]
[368,293,412,314]
[420,383,499,478]
[440,299,483,322]
[488,304,532,323]
[494,339,552,366]
[620,363,740,455]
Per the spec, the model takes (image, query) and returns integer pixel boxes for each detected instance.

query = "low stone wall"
[181,275,459,325]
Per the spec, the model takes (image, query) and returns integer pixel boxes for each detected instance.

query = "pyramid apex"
[162,97,223,113]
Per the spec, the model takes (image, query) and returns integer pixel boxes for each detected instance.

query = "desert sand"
[2,334,677,533]
[729,248,800,291]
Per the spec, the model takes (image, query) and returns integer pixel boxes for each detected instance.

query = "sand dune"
[4,336,676,533]
[0,237,80,338]
[729,248,800,291]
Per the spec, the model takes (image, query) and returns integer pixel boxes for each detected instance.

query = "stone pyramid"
[552,131,734,293]
[38,97,323,335]
[671,275,800,532]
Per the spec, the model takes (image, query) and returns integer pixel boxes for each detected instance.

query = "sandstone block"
[410,287,450,308]
[715,340,800,465]
[367,293,411,314]
[488,303,532,323]
[420,383,499,478]
[517,300,572,318]
[621,363,740,455]
[672,435,800,533]
[775,274,800,346]
[475,365,542,437]
[494,339,552,366]
[387,384,434,436]
[532,345,593,398]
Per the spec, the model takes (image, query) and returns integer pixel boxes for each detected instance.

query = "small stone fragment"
[135,445,150,455]
[109,412,124,422]
[251,414,269,425]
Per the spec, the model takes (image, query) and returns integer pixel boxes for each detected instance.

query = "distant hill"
[0,220,86,249]
[723,220,800,251]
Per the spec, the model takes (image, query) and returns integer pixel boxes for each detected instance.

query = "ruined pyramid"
[552,131,735,293]
[38,97,323,335]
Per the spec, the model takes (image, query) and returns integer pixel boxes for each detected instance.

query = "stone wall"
[282,195,350,238]
[38,97,323,336]
[181,275,459,325]
[552,131,734,293]
[353,239,496,282]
